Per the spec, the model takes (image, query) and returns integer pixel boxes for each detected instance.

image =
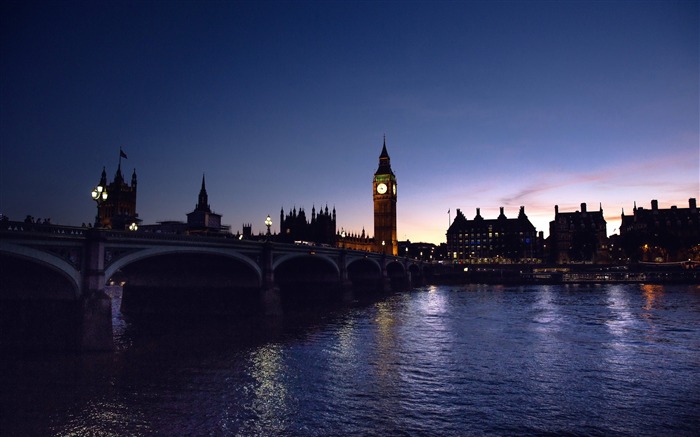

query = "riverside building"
[547,203,608,264]
[620,198,699,262]
[446,207,540,263]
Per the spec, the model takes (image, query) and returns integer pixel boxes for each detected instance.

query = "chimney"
[581,203,587,213]
[690,198,697,210]
[555,205,559,215]
[651,199,658,210]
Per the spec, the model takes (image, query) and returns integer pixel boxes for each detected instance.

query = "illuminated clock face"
[393,184,396,195]
[377,183,387,194]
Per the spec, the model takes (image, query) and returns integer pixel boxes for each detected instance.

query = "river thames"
[1,284,699,436]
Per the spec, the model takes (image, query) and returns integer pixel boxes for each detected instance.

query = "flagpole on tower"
[119,148,128,168]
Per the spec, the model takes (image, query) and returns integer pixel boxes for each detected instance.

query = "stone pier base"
[340,280,355,304]
[260,286,283,316]
[79,290,114,351]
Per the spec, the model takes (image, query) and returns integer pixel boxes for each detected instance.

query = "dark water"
[2,284,699,436]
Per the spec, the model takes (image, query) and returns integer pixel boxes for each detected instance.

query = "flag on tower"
[120,148,128,159]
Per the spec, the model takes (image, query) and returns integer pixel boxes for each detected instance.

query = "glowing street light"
[91,185,108,227]
[129,222,138,231]
[265,215,272,236]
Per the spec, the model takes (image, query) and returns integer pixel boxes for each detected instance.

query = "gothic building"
[373,138,398,255]
[547,203,608,264]
[278,205,337,245]
[339,228,374,252]
[446,206,539,263]
[620,198,699,262]
[95,161,139,230]
[186,175,228,235]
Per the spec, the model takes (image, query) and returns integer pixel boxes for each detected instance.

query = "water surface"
[1,284,699,436]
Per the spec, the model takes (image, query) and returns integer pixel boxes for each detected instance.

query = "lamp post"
[129,222,138,232]
[91,185,108,227]
[265,215,272,236]
[341,229,346,249]
[382,240,386,255]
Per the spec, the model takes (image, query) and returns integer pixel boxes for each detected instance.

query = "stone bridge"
[0,222,426,351]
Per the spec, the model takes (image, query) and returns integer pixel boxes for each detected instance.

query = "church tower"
[373,137,398,255]
[187,174,224,235]
[96,152,139,229]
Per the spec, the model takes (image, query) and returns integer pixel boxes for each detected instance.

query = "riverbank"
[426,263,699,285]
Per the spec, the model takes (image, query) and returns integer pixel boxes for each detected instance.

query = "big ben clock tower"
[373,138,398,255]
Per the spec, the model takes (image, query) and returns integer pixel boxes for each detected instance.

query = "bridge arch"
[0,242,81,297]
[346,255,382,272]
[105,246,263,285]
[273,253,343,307]
[272,252,340,275]
[112,247,263,315]
[386,259,406,275]
[0,246,83,351]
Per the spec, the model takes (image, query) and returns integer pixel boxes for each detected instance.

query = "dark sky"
[1,1,698,242]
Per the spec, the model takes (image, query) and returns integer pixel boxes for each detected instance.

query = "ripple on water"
[1,284,700,436]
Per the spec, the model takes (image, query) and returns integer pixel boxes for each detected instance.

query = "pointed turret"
[196,174,211,212]
[375,136,394,176]
[99,167,107,187]
[114,160,124,185]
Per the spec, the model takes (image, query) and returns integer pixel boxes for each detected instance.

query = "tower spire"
[196,173,210,212]
[376,136,392,175]
[100,166,107,186]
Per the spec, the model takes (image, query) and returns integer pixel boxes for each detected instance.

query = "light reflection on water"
[1,284,699,436]
[241,343,290,436]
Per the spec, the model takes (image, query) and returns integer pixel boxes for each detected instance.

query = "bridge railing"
[0,220,88,237]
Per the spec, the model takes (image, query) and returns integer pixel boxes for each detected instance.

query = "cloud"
[498,149,696,206]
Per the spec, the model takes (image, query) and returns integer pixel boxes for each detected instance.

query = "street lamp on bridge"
[90,185,108,227]
[265,215,272,236]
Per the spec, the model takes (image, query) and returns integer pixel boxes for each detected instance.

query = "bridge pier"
[401,271,413,290]
[339,249,355,303]
[261,242,283,316]
[80,230,114,351]
[79,291,113,351]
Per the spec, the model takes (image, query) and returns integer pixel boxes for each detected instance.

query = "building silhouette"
[547,203,608,264]
[399,240,447,261]
[446,206,539,263]
[620,198,699,262]
[339,228,374,251]
[278,205,337,245]
[140,175,229,235]
[95,161,139,230]
[373,138,398,255]
[186,175,228,235]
